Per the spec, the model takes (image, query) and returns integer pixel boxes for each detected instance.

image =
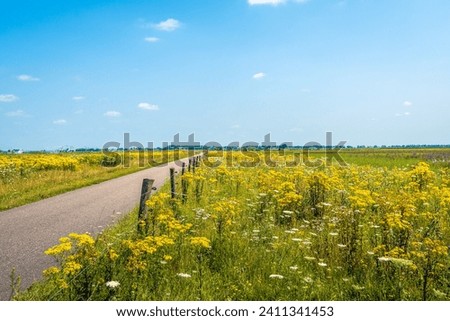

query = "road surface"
[0,158,190,300]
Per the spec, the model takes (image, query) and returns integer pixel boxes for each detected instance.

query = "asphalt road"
[0,158,189,300]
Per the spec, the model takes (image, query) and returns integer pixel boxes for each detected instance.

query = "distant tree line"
[2,144,450,154]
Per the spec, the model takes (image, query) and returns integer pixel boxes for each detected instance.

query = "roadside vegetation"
[0,151,188,211]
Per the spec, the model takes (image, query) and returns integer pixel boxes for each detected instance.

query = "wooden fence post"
[181,162,186,176]
[181,176,187,204]
[138,178,154,235]
[170,168,176,198]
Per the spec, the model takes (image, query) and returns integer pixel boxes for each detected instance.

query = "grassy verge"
[0,166,142,211]
[15,206,140,300]
[0,151,191,211]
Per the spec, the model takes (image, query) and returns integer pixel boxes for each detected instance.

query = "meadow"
[15,149,450,301]
[0,150,188,211]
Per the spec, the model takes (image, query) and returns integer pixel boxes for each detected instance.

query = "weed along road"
[0,157,191,301]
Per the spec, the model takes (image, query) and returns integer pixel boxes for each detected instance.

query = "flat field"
[15,149,450,301]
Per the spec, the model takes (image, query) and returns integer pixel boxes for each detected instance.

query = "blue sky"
[1,0,449,150]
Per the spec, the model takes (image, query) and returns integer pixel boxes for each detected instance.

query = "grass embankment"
[16,149,450,301]
[0,151,189,211]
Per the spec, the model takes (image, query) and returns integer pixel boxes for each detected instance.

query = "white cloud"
[0,94,18,102]
[144,37,160,43]
[17,74,40,81]
[104,111,121,117]
[253,72,266,80]
[395,112,411,117]
[248,0,309,5]
[72,96,86,101]
[138,102,159,111]
[53,119,67,125]
[5,110,26,117]
[403,101,412,107]
[231,124,241,129]
[153,18,181,31]
[248,0,286,5]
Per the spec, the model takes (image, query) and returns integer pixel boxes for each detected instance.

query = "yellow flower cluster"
[42,233,97,292]
[0,154,80,172]
[68,233,95,247]
[410,162,435,190]
[44,237,72,256]
[348,189,375,209]
[276,182,303,209]
[210,198,239,234]
[145,192,193,236]
[63,260,83,276]
[123,236,175,272]
[190,237,211,249]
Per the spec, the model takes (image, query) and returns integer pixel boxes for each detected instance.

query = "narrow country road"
[0,157,191,300]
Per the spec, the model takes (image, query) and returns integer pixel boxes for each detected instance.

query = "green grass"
[334,148,450,168]
[299,148,450,168]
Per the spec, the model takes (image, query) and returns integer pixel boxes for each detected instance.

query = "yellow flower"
[68,233,95,247]
[123,235,175,272]
[190,237,211,249]
[43,266,60,277]
[44,233,95,257]
[109,249,119,261]
[63,261,82,276]
[126,257,147,272]
[167,220,192,233]
[348,189,375,209]
[146,192,170,208]
[423,238,448,256]
[44,237,72,256]
[410,162,434,190]
[384,213,412,231]
[58,279,69,290]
